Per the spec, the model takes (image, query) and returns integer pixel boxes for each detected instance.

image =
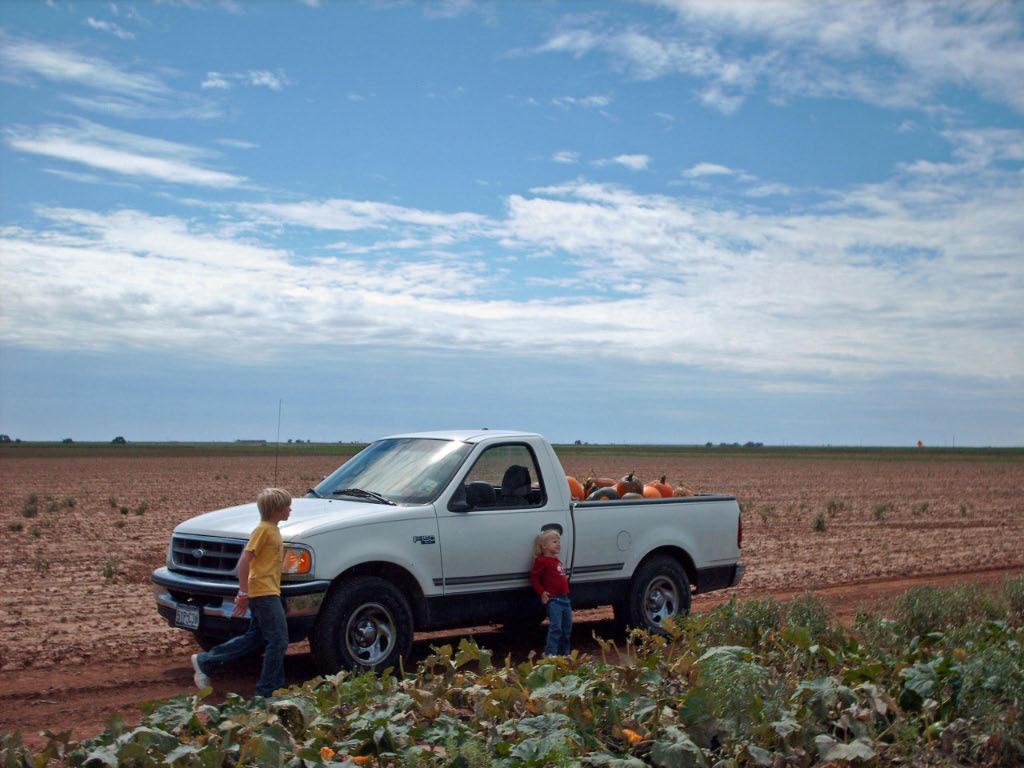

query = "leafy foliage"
[5,582,1024,767]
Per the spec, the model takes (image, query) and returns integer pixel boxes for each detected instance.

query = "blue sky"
[1,0,1022,446]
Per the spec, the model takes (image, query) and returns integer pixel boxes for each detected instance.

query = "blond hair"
[533,529,560,558]
[257,487,291,520]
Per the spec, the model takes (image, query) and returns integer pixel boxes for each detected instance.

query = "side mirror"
[448,486,470,513]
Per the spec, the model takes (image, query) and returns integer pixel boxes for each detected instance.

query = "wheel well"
[325,562,427,625]
[637,546,698,592]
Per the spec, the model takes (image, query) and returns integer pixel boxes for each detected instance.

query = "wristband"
[237,591,248,597]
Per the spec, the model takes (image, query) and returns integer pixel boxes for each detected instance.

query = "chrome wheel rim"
[345,602,395,666]
[643,576,679,626]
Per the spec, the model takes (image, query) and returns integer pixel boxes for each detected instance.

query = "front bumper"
[152,566,331,641]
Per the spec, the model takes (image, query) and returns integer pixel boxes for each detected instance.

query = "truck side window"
[463,443,546,508]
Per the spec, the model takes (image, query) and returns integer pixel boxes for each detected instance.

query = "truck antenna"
[273,398,283,485]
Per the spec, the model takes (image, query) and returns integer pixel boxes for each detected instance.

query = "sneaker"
[191,654,211,689]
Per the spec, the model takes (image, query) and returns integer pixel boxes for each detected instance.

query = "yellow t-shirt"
[245,521,283,597]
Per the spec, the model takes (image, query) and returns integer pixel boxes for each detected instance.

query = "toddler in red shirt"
[530,529,572,656]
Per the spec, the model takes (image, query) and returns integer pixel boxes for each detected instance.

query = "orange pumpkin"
[614,472,643,497]
[642,484,662,499]
[566,475,585,500]
[652,475,673,498]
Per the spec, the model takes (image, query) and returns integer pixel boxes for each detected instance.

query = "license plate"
[175,603,201,630]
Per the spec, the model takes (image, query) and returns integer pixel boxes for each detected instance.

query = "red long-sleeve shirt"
[530,555,570,597]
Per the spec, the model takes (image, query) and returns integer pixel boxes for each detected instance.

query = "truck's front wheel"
[193,631,224,651]
[310,576,413,673]
[621,555,691,633]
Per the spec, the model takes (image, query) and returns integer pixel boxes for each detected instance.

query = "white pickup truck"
[152,430,744,671]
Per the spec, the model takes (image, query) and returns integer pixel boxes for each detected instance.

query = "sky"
[0,0,1022,446]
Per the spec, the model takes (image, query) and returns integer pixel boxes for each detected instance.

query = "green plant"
[30,524,41,538]
[959,503,968,516]
[913,501,929,515]
[894,583,1001,635]
[102,559,118,580]
[114,519,126,529]
[62,496,76,509]
[108,496,118,508]
[812,512,827,532]
[32,555,49,573]
[786,591,832,638]
[3,581,1022,768]
[119,506,129,515]
[825,498,847,516]
[21,496,39,518]
[134,501,149,516]
[1005,575,1024,621]
[758,504,775,524]
[45,499,59,513]
[7,521,23,532]
[873,502,893,520]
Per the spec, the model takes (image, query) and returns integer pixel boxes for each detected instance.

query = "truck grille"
[171,535,245,579]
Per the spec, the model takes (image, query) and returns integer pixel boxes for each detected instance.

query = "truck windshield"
[312,438,472,505]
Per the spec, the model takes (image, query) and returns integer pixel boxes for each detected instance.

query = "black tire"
[193,631,224,651]
[309,576,414,674]
[621,555,691,634]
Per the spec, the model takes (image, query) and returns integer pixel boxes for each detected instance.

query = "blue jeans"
[544,595,573,656]
[196,595,288,697]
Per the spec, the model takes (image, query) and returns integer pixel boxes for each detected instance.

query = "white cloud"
[552,150,579,164]
[201,69,290,90]
[744,182,793,198]
[0,208,491,358]
[501,177,1023,378]
[1,34,217,119]
[0,34,164,98]
[247,70,287,90]
[682,162,734,177]
[1,130,1021,383]
[596,154,650,170]
[84,17,136,40]
[215,137,259,150]
[536,2,1024,114]
[552,94,612,109]
[5,122,244,188]
[201,72,231,89]
[238,198,489,232]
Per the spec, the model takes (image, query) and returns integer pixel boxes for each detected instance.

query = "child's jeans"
[196,595,288,697]
[544,595,573,656]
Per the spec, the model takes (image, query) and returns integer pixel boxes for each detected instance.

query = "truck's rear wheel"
[622,555,691,633]
[310,576,413,674]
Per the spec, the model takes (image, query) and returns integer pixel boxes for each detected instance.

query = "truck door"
[435,441,572,597]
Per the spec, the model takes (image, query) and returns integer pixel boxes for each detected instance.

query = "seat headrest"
[501,465,531,495]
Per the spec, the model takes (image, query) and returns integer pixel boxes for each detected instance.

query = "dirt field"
[1,449,1022,743]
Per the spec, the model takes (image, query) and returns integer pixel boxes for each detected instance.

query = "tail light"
[737,513,743,549]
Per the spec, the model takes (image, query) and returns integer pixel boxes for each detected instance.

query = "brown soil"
[1,452,1021,746]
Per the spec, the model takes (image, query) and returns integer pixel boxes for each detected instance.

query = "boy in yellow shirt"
[191,488,291,697]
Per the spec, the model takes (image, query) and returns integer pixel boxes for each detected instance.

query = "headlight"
[282,545,313,578]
